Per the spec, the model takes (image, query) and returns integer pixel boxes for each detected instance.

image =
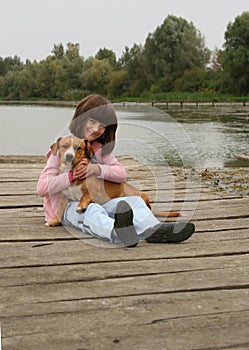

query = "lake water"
[0,103,248,168]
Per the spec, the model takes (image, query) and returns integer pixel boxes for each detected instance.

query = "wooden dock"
[0,157,249,350]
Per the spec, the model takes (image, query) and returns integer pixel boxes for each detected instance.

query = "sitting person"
[37,94,195,247]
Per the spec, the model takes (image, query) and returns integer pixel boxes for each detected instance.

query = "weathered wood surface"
[0,157,249,350]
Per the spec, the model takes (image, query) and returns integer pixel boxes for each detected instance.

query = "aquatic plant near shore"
[199,168,249,197]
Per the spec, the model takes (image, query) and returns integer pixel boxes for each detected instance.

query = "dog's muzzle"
[65,153,74,163]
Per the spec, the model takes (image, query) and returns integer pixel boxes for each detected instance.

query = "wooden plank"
[0,181,202,197]
[0,207,44,219]
[0,213,248,242]
[0,194,42,207]
[0,181,38,194]
[0,261,249,305]
[0,197,249,224]
[1,290,249,350]
[0,219,249,244]
[0,196,247,217]
[1,289,248,323]
[0,190,217,208]
[0,189,241,208]
[0,168,42,180]
[1,233,249,268]
[1,157,249,350]
[1,253,249,288]
[194,217,249,232]
[151,195,245,215]
[0,155,46,164]
[190,205,249,220]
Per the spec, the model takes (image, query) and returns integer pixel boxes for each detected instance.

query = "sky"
[1,0,248,62]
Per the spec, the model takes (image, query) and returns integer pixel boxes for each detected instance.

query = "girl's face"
[83,118,106,141]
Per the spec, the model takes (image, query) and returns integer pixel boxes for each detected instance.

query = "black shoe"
[145,222,195,243]
[114,201,139,248]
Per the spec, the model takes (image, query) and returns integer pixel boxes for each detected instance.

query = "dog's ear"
[50,137,62,156]
[84,139,95,159]
[88,144,95,159]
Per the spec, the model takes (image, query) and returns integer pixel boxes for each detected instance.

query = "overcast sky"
[1,0,248,62]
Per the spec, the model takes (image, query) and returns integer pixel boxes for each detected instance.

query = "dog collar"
[90,154,97,164]
[84,139,97,163]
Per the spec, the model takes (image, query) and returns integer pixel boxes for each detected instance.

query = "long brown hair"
[69,94,118,156]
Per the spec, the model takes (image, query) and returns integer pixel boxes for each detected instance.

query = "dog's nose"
[65,153,73,163]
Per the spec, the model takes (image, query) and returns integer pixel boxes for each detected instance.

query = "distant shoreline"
[0,100,248,108]
[0,100,76,107]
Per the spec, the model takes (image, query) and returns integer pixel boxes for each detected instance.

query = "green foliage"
[65,43,80,61]
[106,69,128,98]
[222,11,249,95]
[118,44,150,96]
[51,43,65,59]
[95,48,117,69]
[80,57,112,95]
[0,55,23,75]
[135,91,242,102]
[174,67,207,92]
[143,15,210,83]
[0,13,249,100]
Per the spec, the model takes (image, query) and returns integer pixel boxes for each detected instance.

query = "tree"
[106,69,128,97]
[80,57,112,95]
[51,43,65,59]
[1,71,18,99]
[143,15,210,89]
[118,44,148,96]
[222,11,249,95]
[95,48,117,69]
[32,59,54,98]
[65,42,80,61]
[174,67,207,92]
[51,57,83,99]
[210,47,223,71]
[0,55,23,75]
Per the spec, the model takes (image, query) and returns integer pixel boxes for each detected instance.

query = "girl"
[37,94,195,247]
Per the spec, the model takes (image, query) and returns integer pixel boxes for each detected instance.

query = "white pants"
[62,196,160,243]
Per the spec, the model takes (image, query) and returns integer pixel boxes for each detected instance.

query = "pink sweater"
[37,141,126,222]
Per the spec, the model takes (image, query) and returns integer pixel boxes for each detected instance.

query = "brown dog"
[47,135,180,226]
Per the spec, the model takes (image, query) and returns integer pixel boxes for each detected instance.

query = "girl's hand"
[86,163,101,177]
[73,158,88,180]
[73,159,101,180]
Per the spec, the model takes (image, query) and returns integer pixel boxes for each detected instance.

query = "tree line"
[0,12,249,100]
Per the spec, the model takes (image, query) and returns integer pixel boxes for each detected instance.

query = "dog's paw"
[46,218,61,227]
[169,212,181,217]
[76,206,87,213]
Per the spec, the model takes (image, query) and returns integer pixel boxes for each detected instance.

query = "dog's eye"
[76,146,82,151]
[62,145,68,149]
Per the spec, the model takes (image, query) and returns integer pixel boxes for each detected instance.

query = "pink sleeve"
[93,143,126,183]
[98,153,126,183]
[37,153,71,197]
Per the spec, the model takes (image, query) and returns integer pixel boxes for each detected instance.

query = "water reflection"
[0,103,248,168]
[114,104,249,168]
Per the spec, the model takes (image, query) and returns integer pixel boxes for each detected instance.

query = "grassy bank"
[112,92,249,103]
[0,92,249,105]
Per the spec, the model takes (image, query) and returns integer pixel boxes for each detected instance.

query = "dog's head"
[72,139,95,167]
[50,135,83,172]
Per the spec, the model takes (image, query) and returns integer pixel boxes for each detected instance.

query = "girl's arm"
[37,153,71,197]
[95,152,126,183]
[93,141,126,183]
[73,150,126,184]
